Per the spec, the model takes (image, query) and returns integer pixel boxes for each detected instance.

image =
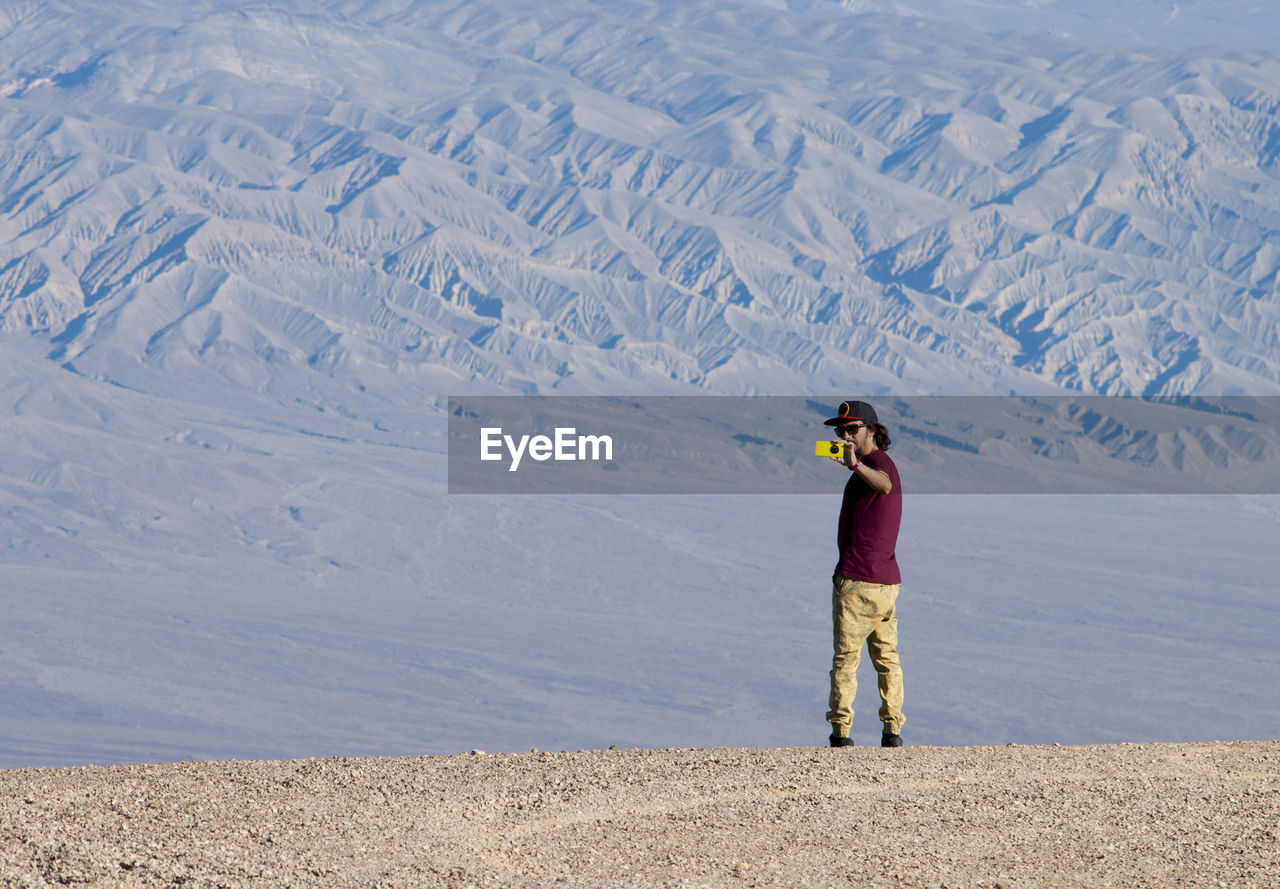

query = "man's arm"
[842,448,893,494]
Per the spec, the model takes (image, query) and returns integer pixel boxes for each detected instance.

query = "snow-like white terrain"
[1,0,1278,766]
[859,0,1280,49]
[5,0,1280,396]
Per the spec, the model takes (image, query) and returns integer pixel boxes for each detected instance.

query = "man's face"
[838,421,869,448]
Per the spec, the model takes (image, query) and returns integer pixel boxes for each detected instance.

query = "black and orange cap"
[823,399,879,427]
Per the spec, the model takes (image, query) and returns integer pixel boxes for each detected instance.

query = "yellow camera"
[815,440,847,459]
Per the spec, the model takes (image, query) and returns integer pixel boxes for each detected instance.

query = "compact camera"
[815,440,847,459]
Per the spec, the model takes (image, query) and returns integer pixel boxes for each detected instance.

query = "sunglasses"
[838,423,869,432]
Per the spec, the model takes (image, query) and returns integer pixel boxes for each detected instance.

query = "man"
[823,399,905,748]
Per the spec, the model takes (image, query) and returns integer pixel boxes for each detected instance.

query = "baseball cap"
[823,399,879,427]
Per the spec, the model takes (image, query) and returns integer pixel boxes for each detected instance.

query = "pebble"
[0,741,1276,887]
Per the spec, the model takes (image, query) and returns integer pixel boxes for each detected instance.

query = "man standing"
[823,400,905,748]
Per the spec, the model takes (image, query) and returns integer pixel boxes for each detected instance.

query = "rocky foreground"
[1,741,1277,888]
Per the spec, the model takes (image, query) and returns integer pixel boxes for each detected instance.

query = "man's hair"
[873,424,892,451]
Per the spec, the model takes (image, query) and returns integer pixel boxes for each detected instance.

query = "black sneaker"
[881,732,903,747]
[829,733,854,747]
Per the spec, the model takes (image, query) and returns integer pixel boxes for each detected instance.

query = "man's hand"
[827,441,857,469]
[841,444,860,471]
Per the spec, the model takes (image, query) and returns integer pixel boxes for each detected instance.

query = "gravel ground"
[2,741,1277,888]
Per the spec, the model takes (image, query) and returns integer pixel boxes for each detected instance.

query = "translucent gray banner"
[447,396,1280,494]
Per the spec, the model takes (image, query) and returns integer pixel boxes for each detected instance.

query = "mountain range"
[4,0,1280,399]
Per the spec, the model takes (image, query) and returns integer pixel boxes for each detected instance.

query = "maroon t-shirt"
[835,449,902,585]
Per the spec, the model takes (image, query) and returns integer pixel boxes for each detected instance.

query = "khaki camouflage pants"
[826,575,904,737]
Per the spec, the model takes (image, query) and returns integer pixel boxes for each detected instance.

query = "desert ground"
[2,741,1276,888]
